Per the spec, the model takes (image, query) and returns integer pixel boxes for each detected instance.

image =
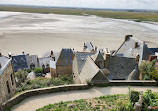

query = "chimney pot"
[125,35,133,41]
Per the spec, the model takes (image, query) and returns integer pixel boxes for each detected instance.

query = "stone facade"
[72,56,81,84]
[72,52,95,84]
[56,49,74,76]
[56,65,72,76]
[0,61,16,104]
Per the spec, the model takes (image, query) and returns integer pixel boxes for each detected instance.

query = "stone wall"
[0,62,16,104]
[109,80,157,86]
[2,84,89,110]
[72,57,81,84]
[56,65,72,76]
[50,68,56,77]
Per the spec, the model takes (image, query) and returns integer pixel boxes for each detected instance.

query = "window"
[10,74,14,85]
[6,81,10,93]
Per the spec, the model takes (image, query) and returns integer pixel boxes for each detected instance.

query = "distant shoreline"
[0,5,158,22]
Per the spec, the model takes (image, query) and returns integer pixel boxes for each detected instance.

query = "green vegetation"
[0,6,158,22]
[36,89,158,111]
[139,60,158,83]
[34,68,42,74]
[16,75,73,93]
[14,69,28,87]
[37,94,128,111]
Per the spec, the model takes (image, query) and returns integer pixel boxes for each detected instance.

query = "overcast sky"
[0,0,158,10]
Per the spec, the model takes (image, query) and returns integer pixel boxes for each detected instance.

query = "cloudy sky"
[0,0,158,10]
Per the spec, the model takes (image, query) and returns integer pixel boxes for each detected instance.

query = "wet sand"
[0,11,158,56]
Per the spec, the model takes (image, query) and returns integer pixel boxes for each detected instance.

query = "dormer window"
[134,42,139,48]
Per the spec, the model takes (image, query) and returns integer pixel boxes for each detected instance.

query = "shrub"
[114,100,133,111]
[17,75,73,93]
[34,68,42,74]
[14,70,28,86]
[139,60,157,80]
[27,69,32,73]
[143,90,155,105]
[129,90,140,103]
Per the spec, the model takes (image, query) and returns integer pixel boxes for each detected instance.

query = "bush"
[139,60,157,80]
[144,90,155,105]
[14,70,28,86]
[129,90,140,103]
[34,68,42,74]
[114,100,133,111]
[17,75,73,93]
[27,69,32,73]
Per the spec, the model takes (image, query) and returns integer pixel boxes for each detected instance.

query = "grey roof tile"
[12,55,28,72]
[0,55,11,75]
[56,48,74,66]
[75,52,95,74]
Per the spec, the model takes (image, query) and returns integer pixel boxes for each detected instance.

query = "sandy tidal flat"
[0,11,158,56]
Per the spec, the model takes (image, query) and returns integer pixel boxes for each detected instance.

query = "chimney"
[105,54,110,69]
[8,52,12,58]
[51,50,54,56]
[125,35,133,41]
[22,51,25,55]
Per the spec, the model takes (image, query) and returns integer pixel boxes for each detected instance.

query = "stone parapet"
[2,84,89,111]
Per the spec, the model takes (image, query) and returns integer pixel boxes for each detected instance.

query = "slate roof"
[0,55,11,75]
[149,48,158,54]
[56,48,74,66]
[75,52,95,74]
[114,37,153,64]
[107,56,137,80]
[39,57,52,68]
[79,57,109,84]
[12,55,28,72]
[91,53,104,62]
[26,55,38,69]
[83,42,95,52]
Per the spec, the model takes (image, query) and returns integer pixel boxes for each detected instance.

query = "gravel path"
[12,86,158,111]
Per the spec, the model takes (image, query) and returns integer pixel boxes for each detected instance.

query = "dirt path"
[12,86,158,111]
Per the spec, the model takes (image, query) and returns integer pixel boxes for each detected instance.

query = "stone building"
[39,57,52,74]
[79,56,109,84]
[91,52,105,69]
[26,55,38,70]
[105,55,138,80]
[72,52,95,84]
[83,42,97,52]
[55,48,74,76]
[50,60,56,77]
[0,54,16,105]
[114,35,153,64]
[11,55,28,72]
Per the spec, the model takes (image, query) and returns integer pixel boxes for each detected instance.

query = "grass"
[16,75,73,93]
[0,5,158,22]
[36,94,128,111]
[36,91,158,111]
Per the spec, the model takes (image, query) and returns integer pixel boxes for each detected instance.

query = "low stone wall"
[109,80,157,86]
[2,84,89,111]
